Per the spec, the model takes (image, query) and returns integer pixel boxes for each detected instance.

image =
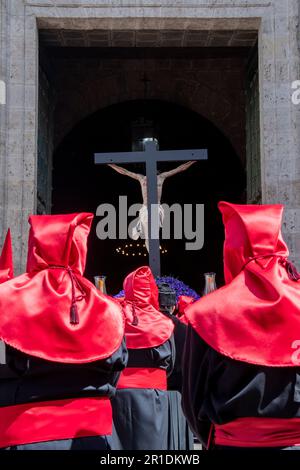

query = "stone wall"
[37,65,54,215]
[0,0,8,243]
[0,0,37,274]
[51,53,247,161]
[0,0,299,274]
[246,49,261,204]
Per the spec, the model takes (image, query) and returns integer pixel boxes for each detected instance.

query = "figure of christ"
[108,161,196,251]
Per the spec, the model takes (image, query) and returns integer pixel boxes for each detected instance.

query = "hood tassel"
[131,303,139,326]
[284,260,300,282]
[70,303,80,325]
[47,265,86,325]
[244,255,300,283]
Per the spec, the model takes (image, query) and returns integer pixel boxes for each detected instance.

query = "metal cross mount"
[94,141,208,276]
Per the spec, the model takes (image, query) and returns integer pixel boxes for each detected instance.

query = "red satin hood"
[186,202,300,367]
[0,213,124,363]
[177,296,195,325]
[26,213,91,275]
[124,266,160,310]
[122,266,174,349]
[219,201,288,284]
[0,229,14,283]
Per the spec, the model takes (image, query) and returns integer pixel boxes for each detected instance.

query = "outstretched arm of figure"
[159,161,196,180]
[107,163,143,181]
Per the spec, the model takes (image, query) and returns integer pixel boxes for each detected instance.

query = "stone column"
[1,0,38,274]
[259,0,300,264]
[0,0,9,363]
[290,0,300,264]
[0,0,8,243]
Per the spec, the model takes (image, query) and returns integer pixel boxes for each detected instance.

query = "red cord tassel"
[131,304,139,326]
[285,260,300,282]
[70,303,79,325]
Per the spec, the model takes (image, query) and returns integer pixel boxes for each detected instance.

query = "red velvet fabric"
[121,266,174,349]
[177,295,195,325]
[0,229,13,283]
[0,397,112,448]
[117,367,167,390]
[215,417,300,448]
[186,201,300,366]
[0,213,124,363]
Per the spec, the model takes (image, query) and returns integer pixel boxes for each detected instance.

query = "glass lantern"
[94,275,107,294]
[203,272,217,296]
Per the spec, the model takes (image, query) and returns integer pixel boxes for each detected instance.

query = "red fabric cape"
[186,201,300,367]
[122,266,174,349]
[0,213,124,363]
[0,229,14,284]
[0,397,112,448]
[177,295,195,325]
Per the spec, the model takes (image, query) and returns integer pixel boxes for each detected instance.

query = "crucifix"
[94,141,208,276]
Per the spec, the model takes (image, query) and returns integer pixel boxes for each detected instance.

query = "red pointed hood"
[122,266,174,349]
[219,201,288,284]
[0,229,14,283]
[26,213,91,275]
[177,295,195,325]
[186,202,300,367]
[124,266,160,310]
[0,213,124,363]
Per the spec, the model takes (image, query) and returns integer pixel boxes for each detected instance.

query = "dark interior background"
[52,99,246,295]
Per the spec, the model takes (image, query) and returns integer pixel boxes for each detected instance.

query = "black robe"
[182,326,300,450]
[111,338,175,450]
[0,342,128,450]
[165,314,194,450]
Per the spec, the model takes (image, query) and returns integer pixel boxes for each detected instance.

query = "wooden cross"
[94,141,208,276]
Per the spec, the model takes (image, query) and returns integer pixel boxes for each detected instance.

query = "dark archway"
[52,100,246,294]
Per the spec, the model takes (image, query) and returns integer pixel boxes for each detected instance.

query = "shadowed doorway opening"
[52,99,246,294]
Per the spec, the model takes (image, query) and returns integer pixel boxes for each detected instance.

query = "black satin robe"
[165,314,194,450]
[0,342,128,450]
[111,338,175,450]
[182,325,300,450]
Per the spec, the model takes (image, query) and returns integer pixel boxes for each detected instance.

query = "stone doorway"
[37,29,258,291]
[2,1,299,280]
[1,0,299,363]
[51,99,245,292]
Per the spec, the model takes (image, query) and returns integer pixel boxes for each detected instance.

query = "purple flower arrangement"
[114,290,125,299]
[156,276,200,301]
[115,275,200,301]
